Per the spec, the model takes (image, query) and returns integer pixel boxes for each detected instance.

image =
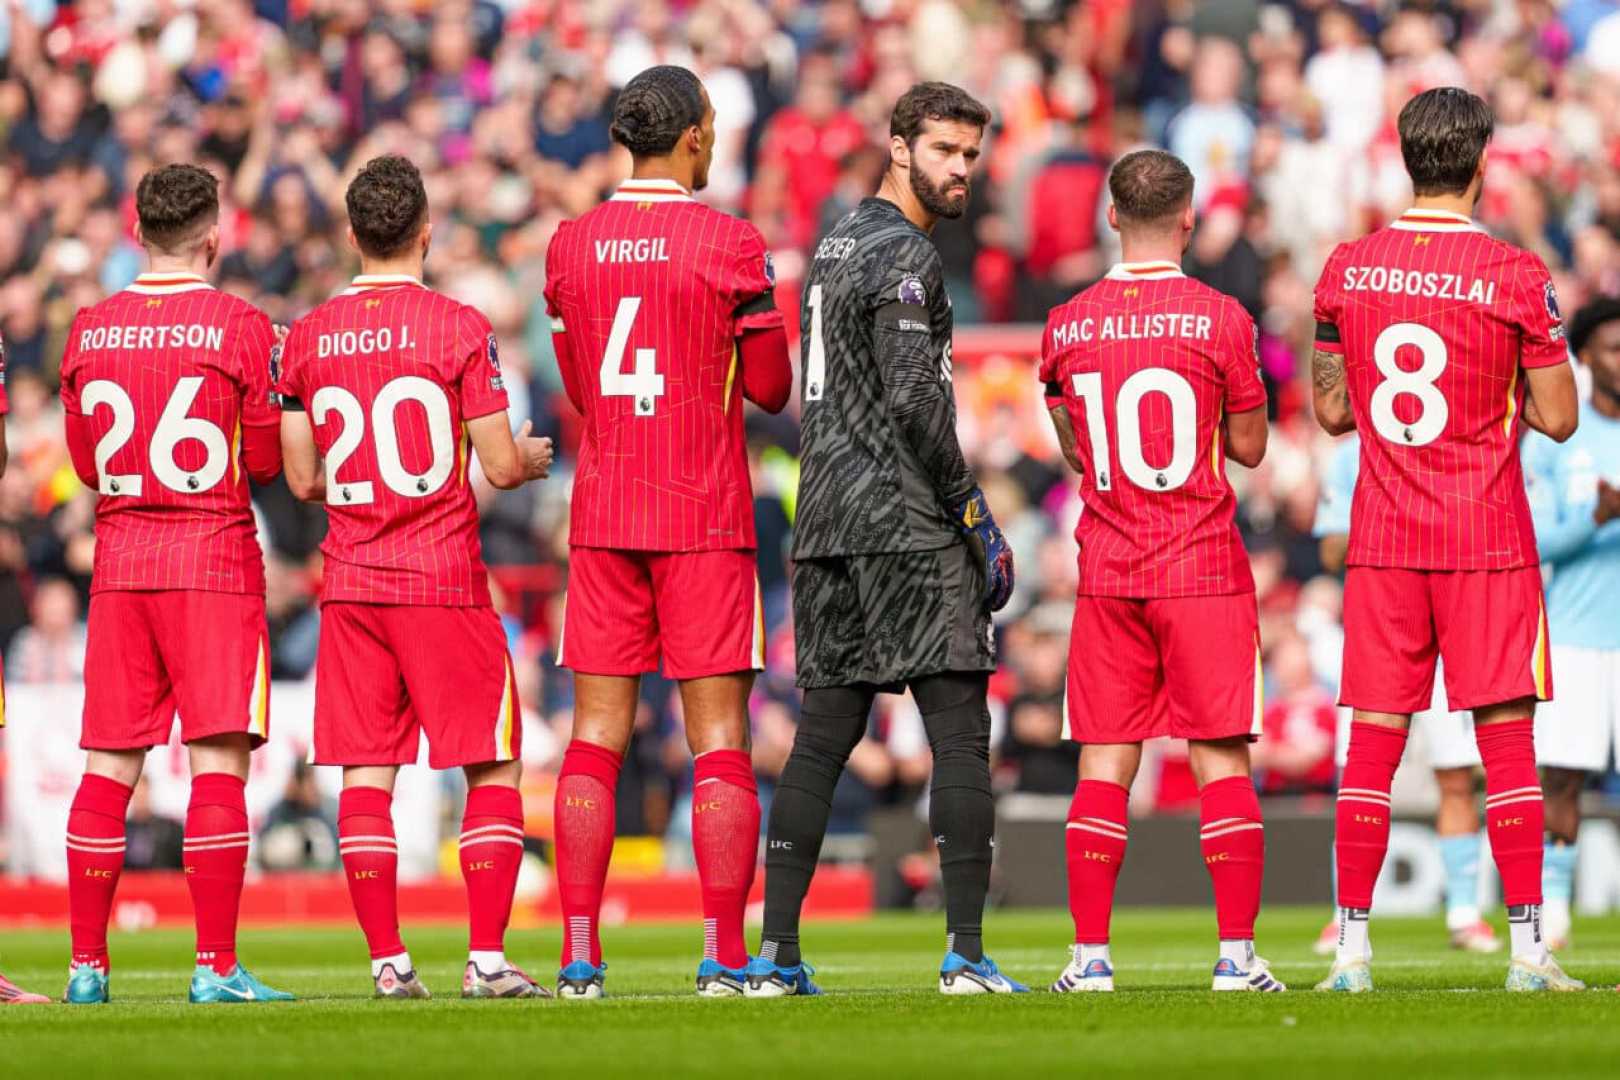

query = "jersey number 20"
[312,377,454,504]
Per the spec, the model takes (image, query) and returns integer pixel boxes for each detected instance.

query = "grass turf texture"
[1,907,1617,1077]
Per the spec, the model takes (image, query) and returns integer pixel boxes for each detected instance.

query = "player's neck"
[143,253,209,278]
[357,255,424,282]
[876,172,936,234]
[1410,192,1476,219]
[629,158,695,193]
[1117,242,1184,267]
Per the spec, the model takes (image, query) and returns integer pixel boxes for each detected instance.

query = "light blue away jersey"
[1522,401,1620,650]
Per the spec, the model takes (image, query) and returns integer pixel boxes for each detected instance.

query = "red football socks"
[184,773,250,975]
[66,774,133,971]
[1065,780,1129,944]
[1199,776,1265,941]
[460,784,525,954]
[338,786,405,960]
[1335,722,1408,909]
[555,739,622,968]
[1476,718,1544,907]
[691,749,759,970]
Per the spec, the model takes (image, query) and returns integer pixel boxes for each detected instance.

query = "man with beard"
[748,83,1022,997]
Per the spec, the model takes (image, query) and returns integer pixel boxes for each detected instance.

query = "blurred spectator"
[1254,632,1337,795]
[7,577,85,683]
[257,763,340,871]
[124,777,184,870]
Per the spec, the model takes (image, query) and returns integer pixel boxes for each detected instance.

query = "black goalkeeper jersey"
[791,198,975,558]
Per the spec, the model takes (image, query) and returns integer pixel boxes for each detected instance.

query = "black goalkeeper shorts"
[791,542,996,691]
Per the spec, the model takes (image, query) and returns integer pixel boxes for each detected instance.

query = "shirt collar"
[609,177,694,203]
[126,271,213,295]
[1390,208,1483,233]
[341,274,426,296]
[1105,260,1184,281]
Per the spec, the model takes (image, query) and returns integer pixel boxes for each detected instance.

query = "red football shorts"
[82,590,270,751]
[1340,566,1551,713]
[313,603,520,769]
[559,547,765,680]
[1064,593,1261,744]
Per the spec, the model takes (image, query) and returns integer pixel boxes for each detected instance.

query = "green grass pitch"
[2,907,1617,1077]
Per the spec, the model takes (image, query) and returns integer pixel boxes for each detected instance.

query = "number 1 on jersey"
[804,285,826,401]
[599,296,664,416]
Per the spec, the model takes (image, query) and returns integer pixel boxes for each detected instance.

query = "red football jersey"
[59,272,277,594]
[544,177,783,552]
[1039,261,1266,598]
[1313,209,1568,570]
[277,275,508,606]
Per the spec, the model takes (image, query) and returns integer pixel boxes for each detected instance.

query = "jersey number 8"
[1070,368,1198,492]
[1369,321,1448,447]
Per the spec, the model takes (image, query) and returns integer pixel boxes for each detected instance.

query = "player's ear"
[890,134,910,172]
[420,220,433,258]
[1106,202,1120,234]
[204,222,221,267]
[133,222,146,250]
[345,226,361,257]
[1181,203,1196,233]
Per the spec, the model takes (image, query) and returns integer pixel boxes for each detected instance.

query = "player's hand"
[273,323,290,344]
[1596,479,1620,525]
[950,487,1016,612]
[516,420,554,481]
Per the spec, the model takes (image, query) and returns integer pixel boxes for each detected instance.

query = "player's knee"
[796,687,873,763]
[913,672,990,766]
[464,759,521,789]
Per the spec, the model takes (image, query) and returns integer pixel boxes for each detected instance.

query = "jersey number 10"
[1070,368,1198,492]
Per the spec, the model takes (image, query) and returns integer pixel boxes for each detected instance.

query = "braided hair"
[610,66,706,158]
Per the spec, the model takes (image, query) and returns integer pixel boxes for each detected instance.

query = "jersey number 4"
[599,296,665,416]
[81,377,230,497]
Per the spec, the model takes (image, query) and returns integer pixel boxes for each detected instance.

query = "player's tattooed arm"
[1046,403,1085,476]
[1311,345,1355,435]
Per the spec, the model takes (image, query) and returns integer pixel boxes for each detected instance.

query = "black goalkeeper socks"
[913,672,995,966]
[761,685,874,958]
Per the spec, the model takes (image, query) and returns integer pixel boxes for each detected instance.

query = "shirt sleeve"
[729,224,785,334]
[234,308,280,428]
[1217,300,1267,413]
[455,305,510,422]
[1313,244,1345,354]
[1038,311,1065,410]
[1512,252,1571,369]
[58,313,83,414]
[543,222,568,324]
[0,330,9,416]
[873,247,976,510]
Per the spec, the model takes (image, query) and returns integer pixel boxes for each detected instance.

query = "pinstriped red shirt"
[1040,262,1267,598]
[60,273,277,594]
[544,177,782,552]
[278,276,508,606]
[1313,209,1569,570]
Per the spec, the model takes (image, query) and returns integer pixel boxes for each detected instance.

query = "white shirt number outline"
[1369,321,1448,447]
[598,296,664,416]
[81,376,229,497]
[312,376,455,505]
[1070,367,1198,492]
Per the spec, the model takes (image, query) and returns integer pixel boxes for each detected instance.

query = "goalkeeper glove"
[950,487,1015,612]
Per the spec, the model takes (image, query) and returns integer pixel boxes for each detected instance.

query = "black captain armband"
[734,289,777,318]
[276,392,304,411]
[1044,381,1065,403]
[1314,321,1341,345]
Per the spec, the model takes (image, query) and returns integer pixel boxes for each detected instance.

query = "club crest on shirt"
[763,251,776,286]
[898,276,926,306]
[1545,281,1565,340]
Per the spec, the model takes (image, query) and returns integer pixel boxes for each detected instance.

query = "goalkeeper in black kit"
[746,83,1024,998]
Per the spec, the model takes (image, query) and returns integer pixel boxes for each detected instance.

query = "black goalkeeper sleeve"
[876,299,977,510]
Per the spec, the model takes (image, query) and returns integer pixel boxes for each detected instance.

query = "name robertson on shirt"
[79,324,226,351]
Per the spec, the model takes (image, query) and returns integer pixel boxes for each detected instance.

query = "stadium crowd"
[2,0,1620,877]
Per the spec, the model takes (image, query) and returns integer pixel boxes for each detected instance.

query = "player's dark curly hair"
[1108,149,1196,225]
[610,66,706,158]
[135,163,219,253]
[1399,87,1494,197]
[889,82,991,148]
[346,155,429,259]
